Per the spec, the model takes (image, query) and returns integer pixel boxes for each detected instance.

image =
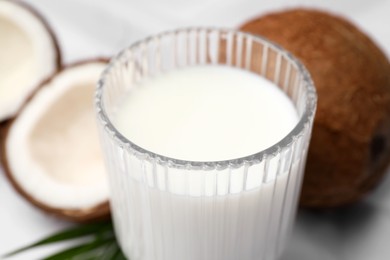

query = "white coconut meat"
[0,0,59,121]
[6,62,109,210]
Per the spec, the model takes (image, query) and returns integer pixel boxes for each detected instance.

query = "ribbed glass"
[95,28,317,260]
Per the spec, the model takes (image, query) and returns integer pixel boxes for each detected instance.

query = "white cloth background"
[1,0,390,259]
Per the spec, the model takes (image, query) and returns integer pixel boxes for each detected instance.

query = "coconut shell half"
[0,0,61,122]
[241,9,390,208]
[0,60,110,222]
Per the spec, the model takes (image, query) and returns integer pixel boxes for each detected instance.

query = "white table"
[1,0,390,259]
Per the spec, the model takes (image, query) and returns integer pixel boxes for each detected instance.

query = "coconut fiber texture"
[241,9,390,208]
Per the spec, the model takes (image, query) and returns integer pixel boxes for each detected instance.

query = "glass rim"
[95,27,317,169]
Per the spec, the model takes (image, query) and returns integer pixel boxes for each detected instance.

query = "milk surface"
[115,65,298,161]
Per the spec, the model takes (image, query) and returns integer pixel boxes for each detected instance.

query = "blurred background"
[1,0,390,259]
[12,0,390,63]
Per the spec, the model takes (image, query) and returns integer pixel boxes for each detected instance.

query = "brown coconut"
[241,9,390,207]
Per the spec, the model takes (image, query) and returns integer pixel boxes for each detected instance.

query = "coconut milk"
[112,66,300,260]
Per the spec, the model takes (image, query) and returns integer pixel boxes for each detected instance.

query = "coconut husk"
[241,9,390,207]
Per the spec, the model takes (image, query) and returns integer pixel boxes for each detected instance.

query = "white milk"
[111,66,301,260]
[115,65,298,161]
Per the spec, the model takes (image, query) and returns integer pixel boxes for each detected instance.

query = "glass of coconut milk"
[95,28,317,260]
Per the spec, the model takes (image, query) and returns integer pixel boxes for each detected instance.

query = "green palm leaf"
[3,220,126,259]
[43,237,114,260]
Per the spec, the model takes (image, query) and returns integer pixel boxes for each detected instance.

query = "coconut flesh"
[3,62,110,221]
[0,0,59,121]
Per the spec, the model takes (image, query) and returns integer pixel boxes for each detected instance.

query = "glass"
[95,28,317,260]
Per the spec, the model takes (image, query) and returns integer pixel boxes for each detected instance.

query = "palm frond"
[3,220,126,259]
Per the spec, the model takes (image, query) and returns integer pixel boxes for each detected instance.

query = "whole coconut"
[241,9,390,207]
